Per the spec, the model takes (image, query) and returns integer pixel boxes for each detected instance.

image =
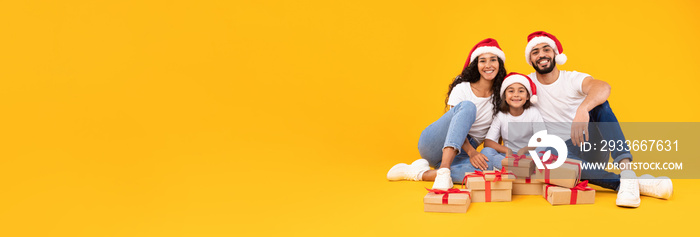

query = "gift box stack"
[423,188,471,213]
[422,170,515,213]
[530,154,595,205]
[422,153,597,213]
[501,154,544,195]
[462,170,515,203]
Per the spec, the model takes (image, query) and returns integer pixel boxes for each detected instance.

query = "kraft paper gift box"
[542,181,595,205]
[483,170,516,182]
[512,177,544,195]
[532,158,582,188]
[501,154,535,178]
[463,171,512,202]
[424,188,471,213]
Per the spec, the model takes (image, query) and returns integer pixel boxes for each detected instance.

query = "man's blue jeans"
[553,101,632,191]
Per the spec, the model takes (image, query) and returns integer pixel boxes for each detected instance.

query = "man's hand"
[468,150,489,170]
[571,107,590,147]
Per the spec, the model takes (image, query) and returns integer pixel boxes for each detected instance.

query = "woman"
[387,38,507,189]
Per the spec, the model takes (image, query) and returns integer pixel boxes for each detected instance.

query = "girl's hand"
[468,150,489,170]
[505,149,514,158]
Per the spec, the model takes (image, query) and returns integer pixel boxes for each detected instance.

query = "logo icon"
[528,130,568,170]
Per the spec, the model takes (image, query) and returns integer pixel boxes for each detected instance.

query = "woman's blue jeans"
[417,101,499,183]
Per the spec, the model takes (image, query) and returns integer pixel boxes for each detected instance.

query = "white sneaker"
[638,174,673,199]
[411,159,430,170]
[431,168,453,190]
[616,170,641,208]
[387,159,430,181]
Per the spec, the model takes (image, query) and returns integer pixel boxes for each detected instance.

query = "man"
[524,31,672,207]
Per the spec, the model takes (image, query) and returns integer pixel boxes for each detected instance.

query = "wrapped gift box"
[463,171,512,202]
[532,158,582,188]
[483,170,516,182]
[542,181,595,205]
[501,155,535,178]
[512,177,544,195]
[505,167,534,179]
[424,188,471,213]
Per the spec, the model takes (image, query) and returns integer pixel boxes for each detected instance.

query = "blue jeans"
[417,101,498,183]
[480,147,506,170]
[582,101,633,164]
[550,101,631,191]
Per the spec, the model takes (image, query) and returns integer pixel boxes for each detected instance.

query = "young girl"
[481,72,546,168]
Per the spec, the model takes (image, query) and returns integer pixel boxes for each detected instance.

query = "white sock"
[621,170,637,179]
[415,169,427,181]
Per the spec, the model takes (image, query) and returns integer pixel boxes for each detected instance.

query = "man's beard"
[532,56,556,74]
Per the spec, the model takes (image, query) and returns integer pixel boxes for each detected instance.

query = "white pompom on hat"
[464,38,506,69]
[524,31,567,65]
[500,72,538,104]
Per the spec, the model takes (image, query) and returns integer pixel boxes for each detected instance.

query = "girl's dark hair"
[498,88,531,113]
[445,57,507,116]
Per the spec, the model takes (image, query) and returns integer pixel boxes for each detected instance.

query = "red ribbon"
[535,151,582,185]
[425,188,471,204]
[462,172,492,202]
[569,180,594,204]
[545,181,593,204]
[510,154,530,167]
[486,169,515,181]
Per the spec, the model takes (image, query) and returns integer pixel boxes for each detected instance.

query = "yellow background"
[0,0,698,236]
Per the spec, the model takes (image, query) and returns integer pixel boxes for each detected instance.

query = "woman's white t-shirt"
[485,107,547,152]
[446,82,494,144]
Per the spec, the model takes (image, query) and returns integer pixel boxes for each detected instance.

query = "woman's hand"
[468,150,489,171]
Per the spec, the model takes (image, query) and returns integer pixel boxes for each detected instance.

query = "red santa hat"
[464,38,506,69]
[524,31,567,65]
[500,72,538,104]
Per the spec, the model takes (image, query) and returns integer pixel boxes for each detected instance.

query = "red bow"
[490,170,505,181]
[537,151,558,166]
[545,181,593,205]
[510,154,530,167]
[462,171,485,189]
[462,171,491,202]
[485,169,514,182]
[569,180,593,204]
[425,188,470,204]
[572,180,594,191]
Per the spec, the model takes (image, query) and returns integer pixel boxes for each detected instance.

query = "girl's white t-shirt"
[485,107,547,152]
[446,82,494,144]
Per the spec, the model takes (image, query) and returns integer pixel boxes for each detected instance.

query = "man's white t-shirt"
[446,82,494,144]
[485,107,547,152]
[528,70,590,141]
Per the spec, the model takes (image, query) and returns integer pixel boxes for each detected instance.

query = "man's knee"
[595,100,611,111]
[590,101,613,118]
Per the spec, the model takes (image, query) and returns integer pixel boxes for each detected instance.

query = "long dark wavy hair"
[444,57,507,115]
